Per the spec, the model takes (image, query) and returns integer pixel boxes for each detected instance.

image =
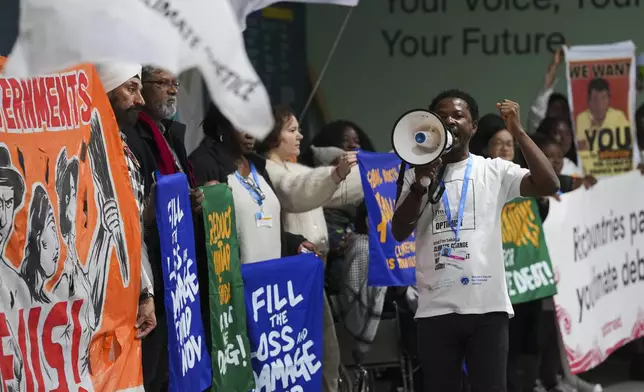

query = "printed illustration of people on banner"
[357,151,416,286]
[200,183,254,391]
[501,197,557,304]
[242,253,324,392]
[543,171,644,374]
[565,41,639,177]
[155,172,212,392]
[0,63,143,391]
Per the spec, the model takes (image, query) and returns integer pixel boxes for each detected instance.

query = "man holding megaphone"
[391,90,560,392]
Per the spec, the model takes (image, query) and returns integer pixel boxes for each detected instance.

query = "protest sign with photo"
[544,171,644,374]
[357,151,416,286]
[0,63,143,391]
[242,253,324,392]
[155,172,212,392]
[502,197,557,304]
[564,41,638,177]
[201,183,255,392]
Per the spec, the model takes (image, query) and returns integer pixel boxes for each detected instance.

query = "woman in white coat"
[260,105,364,392]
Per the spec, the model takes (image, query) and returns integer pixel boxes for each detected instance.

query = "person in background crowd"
[534,117,581,177]
[119,64,200,392]
[259,105,364,392]
[527,46,570,134]
[392,91,559,392]
[261,106,362,252]
[300,120,376,296]
[530,133,596,194]
[189,103,316,262]
[300,119,375,166]
[138,65,197,188]
[261,106,362,218]
[469,113,515,161]
[94,61,157,339]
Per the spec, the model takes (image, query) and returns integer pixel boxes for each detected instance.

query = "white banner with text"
[543,171,644,374]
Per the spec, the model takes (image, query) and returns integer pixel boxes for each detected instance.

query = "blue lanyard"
[235,162,265,206]
[441,155,473,240]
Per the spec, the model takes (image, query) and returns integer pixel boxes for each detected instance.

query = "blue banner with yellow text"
[155,172,213,392]
[358,152,416,286]
[241,254,324,392]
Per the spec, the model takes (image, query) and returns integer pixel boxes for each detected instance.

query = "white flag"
[232,0,359,30]
[3,0,274,139]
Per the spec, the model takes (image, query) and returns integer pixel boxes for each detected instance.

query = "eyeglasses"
[490,140,515,149]
[143,79,180,89]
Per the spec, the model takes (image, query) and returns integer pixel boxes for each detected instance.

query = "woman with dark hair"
[21,184,59,304]
[469,113,515,160]
[535,117,582,177]
[300,119,376,167]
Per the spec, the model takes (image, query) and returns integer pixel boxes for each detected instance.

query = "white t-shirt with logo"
[397,154,529,319]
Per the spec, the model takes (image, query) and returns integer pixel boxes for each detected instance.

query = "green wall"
[306,0,643,150]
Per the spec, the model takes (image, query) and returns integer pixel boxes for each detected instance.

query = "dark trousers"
[507,300,542,392]
[538,309,561,389]
[417,312,509,392]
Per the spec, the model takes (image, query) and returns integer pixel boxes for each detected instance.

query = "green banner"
[502,197,557,304]
[201,184,255,391]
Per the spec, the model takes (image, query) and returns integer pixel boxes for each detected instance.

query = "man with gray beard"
[126,65,200,392]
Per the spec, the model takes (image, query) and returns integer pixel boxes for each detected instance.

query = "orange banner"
[0,60,143,391]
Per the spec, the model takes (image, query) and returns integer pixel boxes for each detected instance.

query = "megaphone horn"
[391,109,453,203]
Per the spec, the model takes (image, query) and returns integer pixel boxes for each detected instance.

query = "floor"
[583,350,644,392]
[367,348,644,391]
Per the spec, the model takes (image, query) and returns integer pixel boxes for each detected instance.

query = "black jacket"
[121,119,195,316]
[126,119,196,192]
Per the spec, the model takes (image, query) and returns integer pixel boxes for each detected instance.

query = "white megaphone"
[392,109,454,203]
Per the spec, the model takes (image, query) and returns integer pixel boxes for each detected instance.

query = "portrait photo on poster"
[565,42,638,177]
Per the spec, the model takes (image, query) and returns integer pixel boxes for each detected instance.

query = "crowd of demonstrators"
[46,52,643,392]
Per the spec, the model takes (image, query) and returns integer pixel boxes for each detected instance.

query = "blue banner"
[357,151,417,286]
[155,172,212,392]
[241,254,324,392]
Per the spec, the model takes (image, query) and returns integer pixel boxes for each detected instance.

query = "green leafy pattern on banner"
[502,197,558,304]
[200,184,255,391]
